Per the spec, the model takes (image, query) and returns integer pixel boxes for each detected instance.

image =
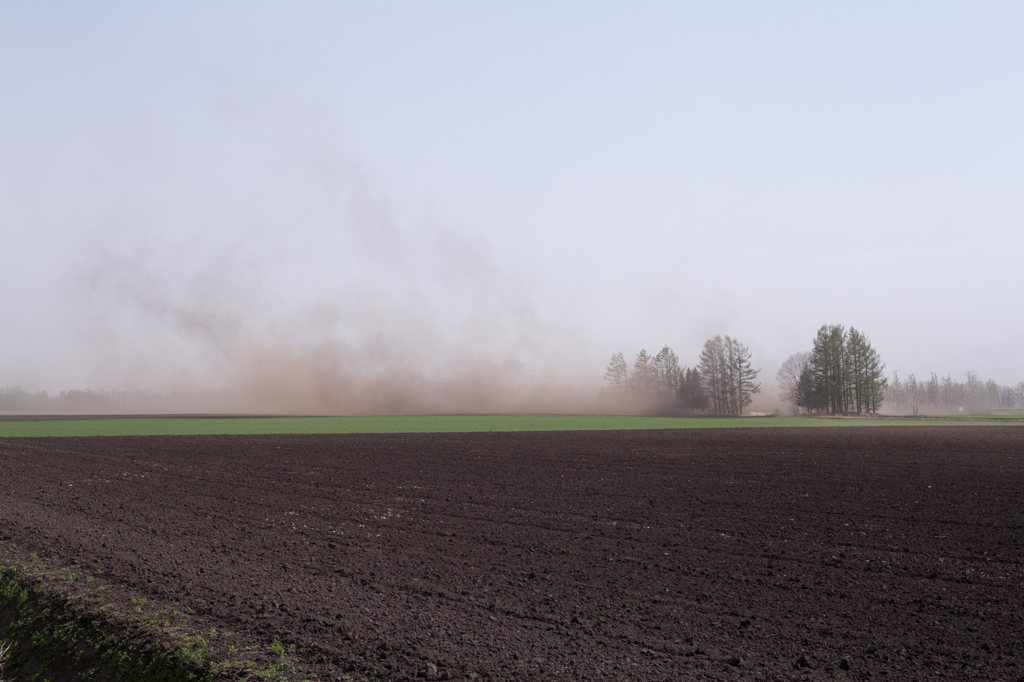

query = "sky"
[2,2,1023,412]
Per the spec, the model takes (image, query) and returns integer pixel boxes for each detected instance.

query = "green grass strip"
[0,414,1020,437]
[0,543,321,681]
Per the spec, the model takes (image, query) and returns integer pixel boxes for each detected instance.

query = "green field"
[0,414,1020,437]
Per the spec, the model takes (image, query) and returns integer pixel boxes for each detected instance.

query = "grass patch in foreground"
[0,542,327,681]
[0,414,1021,437]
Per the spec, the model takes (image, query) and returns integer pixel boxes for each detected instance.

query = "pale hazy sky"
[2,2,1023,402]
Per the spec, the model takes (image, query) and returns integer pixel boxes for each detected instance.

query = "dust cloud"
[59,169,607,416]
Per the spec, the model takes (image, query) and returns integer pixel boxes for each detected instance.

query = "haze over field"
[2,3,1022,414]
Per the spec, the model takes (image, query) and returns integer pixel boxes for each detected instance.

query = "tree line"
[776,324,887,415]
[0,386,174,414]
[603,335,761,415]
[884,371,1024,416]
[776,325,1024,416]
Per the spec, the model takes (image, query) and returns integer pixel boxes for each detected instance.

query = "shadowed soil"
[0,427,1022,680]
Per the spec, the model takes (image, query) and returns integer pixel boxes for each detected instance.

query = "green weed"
[0,554,318,681]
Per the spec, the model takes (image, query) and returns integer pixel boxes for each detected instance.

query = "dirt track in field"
[1,427,1022,681]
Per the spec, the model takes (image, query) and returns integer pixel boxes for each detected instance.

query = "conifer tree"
[699,335,760,415]
[677,368,708,413]
[652,346,682,401]
[632,349,654,395]
[808,324,885,414]
[603,352,629,392]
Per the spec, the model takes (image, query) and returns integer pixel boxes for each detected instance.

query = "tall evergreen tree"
[846,328,867,412]
[652,346,682,401]
[810,324,847,414]
[698,336,729,414]
[677,368,708,413]
[725,336,760,413]
[698,335,760,415]
[632,349,654,395]
[808,324,885,414]
[603,352,629,392]
[862,336,887,413]
[797,364,819,412]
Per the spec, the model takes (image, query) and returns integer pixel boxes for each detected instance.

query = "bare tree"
[904,374,926,416]
[998,385,1019,409]
[964,371,984,412]
[776,351,811,414]
[887,371,1024,414]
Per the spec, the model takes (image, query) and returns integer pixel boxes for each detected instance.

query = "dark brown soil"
[1,427,1022,681]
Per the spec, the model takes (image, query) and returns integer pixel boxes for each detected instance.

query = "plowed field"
[1,427,1022,681]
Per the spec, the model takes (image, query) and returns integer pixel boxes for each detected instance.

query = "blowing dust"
[58,172,608,416]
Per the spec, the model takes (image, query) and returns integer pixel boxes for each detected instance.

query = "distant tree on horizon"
[903,374,926,416]
[0,385,175,414]
[606,334,1023,417]
[886,371,1021,414]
